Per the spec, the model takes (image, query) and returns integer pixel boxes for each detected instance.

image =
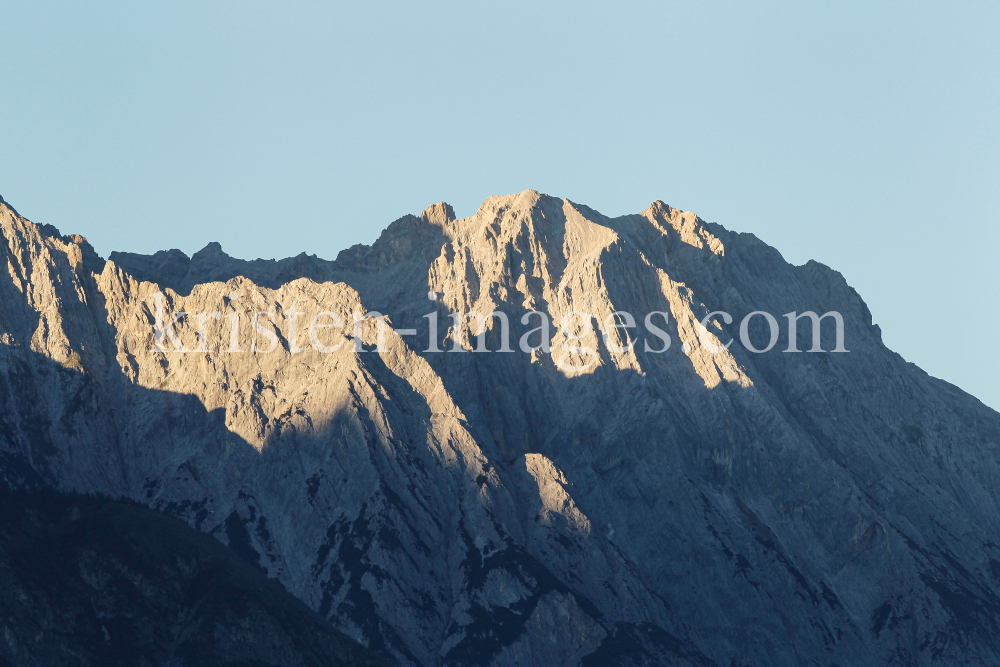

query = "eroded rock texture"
[1,190,999,666]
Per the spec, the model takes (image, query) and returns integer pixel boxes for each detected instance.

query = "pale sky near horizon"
[2,2,998,409]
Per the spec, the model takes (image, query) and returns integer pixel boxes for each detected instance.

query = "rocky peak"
[421,201,455,227]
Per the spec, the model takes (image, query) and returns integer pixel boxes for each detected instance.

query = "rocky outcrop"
[1,189,999,666]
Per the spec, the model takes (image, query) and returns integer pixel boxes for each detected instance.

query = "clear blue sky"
[2,2,998,409]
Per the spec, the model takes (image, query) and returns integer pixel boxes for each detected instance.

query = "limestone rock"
[1,190,999,666]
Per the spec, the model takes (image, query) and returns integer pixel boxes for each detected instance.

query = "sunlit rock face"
[2,189,999,666]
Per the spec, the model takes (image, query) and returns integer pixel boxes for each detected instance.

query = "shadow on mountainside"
[331,193,1000,666]
[0,484,395,667]
[0,327,717,667]
[0,341,424,666]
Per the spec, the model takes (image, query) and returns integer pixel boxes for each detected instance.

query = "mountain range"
[1,189,999,666]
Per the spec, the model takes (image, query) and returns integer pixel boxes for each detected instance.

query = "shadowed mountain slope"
[0,486,394,667]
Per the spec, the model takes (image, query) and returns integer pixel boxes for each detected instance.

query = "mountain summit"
[1,190,999,666]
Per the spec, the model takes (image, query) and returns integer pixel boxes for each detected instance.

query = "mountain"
[1,189,999,666]
[0,487,394,667]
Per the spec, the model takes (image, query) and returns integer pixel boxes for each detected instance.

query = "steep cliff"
[1,190,999,666]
